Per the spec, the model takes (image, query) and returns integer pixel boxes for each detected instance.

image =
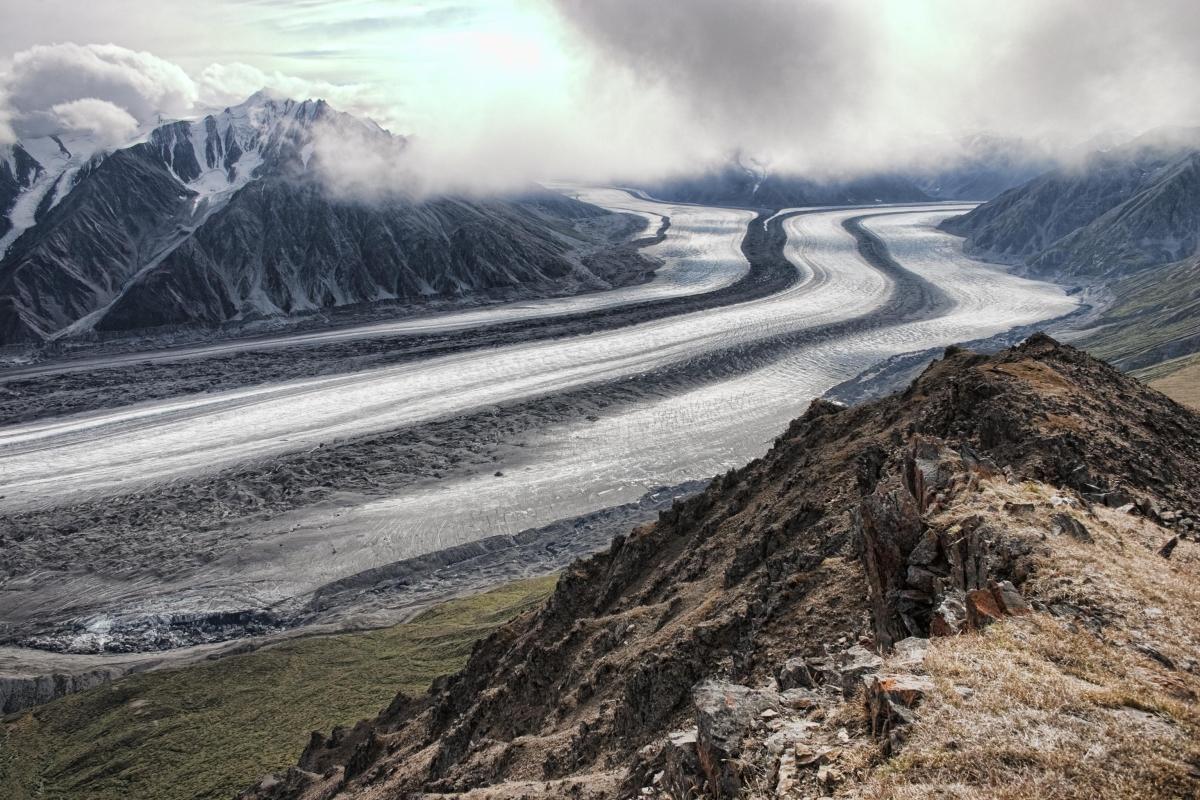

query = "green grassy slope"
[1081,257,1200,371]
[0,576,557,800]
[1135,351,1200,409]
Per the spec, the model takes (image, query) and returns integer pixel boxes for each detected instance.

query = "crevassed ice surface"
[0,201,1078,618]
[3,188,754,376]
[210,207,1077,606]
[0,201,970,506]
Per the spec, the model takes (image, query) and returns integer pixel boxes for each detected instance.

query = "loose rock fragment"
[693,681,779,797]
[1158,535,1179,559]
[1050,512,1092,542]
[864,673,934,748]
[930,590,968,636]
[662,728,702,799]
[966,588,1006,628]
[777,657,815,690]
[989,580,1030,615]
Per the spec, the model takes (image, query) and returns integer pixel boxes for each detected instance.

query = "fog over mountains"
[944,127,1200,278]
[4,84,1198,349]
[0,92,638,344]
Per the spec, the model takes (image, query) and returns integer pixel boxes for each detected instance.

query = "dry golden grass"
[988,361,1075,396]
[1148,358,1200,411]
[850,479,1200,800]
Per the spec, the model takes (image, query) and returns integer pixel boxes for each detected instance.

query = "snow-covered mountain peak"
[0,91,403,259]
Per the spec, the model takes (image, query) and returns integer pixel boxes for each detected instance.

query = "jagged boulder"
[1050,512,1092,542]
[777,657,816,690]
[864,673,935,752]
[859,439,1039,645]
[693,681,781,797]
[661,728,702,798]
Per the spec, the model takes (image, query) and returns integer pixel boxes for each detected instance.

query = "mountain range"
[939,127,1200,378]
[643,135,1056,208]
[0,93,639,346]
[942,127,1200,279]
[642,155,933,208]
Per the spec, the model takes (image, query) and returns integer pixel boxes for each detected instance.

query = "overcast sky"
[2,0,1199,185]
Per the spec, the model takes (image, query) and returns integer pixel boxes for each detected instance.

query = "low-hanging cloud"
[548,0,1200,178]
[47,98,140,147]
[3,2,1199,196]
[305,0,1200,198]
[2,42,196,140]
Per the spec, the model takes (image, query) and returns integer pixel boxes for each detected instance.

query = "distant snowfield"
[0,192,1078,627]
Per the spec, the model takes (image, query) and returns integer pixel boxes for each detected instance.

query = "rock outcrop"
[0,668,120,715]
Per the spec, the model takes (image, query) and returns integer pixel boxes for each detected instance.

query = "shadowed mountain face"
[939,129,1200,378]
[0,94,631,345]
[644,161,932,208]
[942,129,1200,279]
[239,336,1200,799]
[0,144,202,343]
[94,182,610,333]
[644,135,1056,209]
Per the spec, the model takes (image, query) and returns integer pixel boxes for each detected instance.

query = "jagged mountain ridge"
[0,93,634,345]
[96,181,612,332]
[942,128,1200,278]
[0,142,201,343]
[644,135,1056,209]
[241,335,1200,799]
[643,159,933,208]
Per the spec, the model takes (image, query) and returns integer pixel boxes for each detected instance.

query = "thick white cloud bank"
[1,43,195,143]
[550,0,1200,177]
[0,42,384,148]
[1,0,1198,192]
[45,98,139,147]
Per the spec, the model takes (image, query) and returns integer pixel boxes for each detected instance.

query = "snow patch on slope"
[0,134,104,258]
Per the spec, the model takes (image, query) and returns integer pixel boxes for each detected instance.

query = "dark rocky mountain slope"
[0,143,202,343]
[942,129,1200,279]
[0,94,643,345]
[242,335,1200,799]
[94,182,622,333]
[942,128,1200,385]
[644,159,932,208]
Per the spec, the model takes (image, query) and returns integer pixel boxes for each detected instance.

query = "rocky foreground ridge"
[243,335,1200,799]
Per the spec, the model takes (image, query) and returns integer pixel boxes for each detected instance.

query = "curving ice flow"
[0,201,939,506]
[0,199,1084,628]
[199,207,1078,601]
[0,202,1075,516]
[0,188,752,380]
